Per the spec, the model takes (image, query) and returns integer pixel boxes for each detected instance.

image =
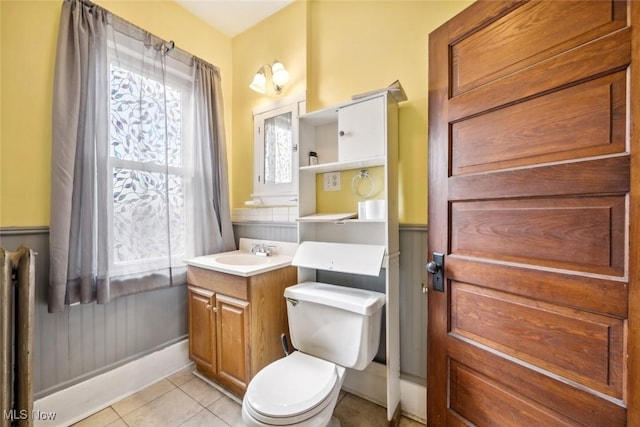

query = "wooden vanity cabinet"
[187,286,216,373]
[215,294,250,391]
[187,265,297,397]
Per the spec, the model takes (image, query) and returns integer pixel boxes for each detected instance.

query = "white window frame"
[107,46,194,276]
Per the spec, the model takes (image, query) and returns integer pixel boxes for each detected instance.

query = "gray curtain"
[192,60,236,255]
[49,0,234,313]
[50,0,109,313]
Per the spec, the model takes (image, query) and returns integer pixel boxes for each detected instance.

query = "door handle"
[427,253,445,292]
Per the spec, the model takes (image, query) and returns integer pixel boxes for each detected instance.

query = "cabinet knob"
[213,306,219,313]
[339,130,345,137]
[206,304,212,310]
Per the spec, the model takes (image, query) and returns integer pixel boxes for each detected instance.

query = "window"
[252,97,304,206]
[49,0,235,311]
[108,57,192,276]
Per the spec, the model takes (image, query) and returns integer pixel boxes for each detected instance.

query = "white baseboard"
[33,341,426,426]
[33,339,191,427]
[400,379,426,423]
[342,362,426,423]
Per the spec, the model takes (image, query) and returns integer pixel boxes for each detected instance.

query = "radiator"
[1,246,35,427]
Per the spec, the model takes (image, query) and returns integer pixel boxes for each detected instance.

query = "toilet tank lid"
[285,282,385,315]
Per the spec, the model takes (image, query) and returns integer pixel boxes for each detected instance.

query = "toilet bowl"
[241,282,386,427]
[242,352,345,427]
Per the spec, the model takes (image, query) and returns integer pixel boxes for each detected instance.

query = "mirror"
[263,112,293,185]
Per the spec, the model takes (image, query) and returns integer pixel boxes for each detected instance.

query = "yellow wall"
[1,0,60,227]
[230,0,307,212]
[232,0,473,224]
[0,0,232,227]
[316,167,385,214]
[307,0,473,224]
[1,0,473,227]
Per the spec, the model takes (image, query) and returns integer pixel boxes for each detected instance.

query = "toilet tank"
[284,282,385,370]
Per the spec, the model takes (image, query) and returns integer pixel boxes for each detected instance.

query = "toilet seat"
[244,351,339,425]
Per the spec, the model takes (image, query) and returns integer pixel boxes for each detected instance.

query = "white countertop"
[184,238,298,277]
[185,251,293,277]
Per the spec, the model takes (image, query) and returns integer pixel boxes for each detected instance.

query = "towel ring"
[351,170,376,199]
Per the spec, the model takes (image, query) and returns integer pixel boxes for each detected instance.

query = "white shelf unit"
[296,92,400,421]
[299,156,385,174]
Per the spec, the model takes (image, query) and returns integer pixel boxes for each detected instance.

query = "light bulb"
[249,69,267,94]
[271,62,290,87]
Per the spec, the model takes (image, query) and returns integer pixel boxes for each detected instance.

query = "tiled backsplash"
[232,207,298,223]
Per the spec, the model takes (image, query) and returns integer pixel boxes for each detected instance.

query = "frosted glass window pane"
[112,168,185,263]
[109,64,186,267]
[110,65,182,167]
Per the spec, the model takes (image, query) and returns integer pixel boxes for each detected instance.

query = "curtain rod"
[69,0,219,72]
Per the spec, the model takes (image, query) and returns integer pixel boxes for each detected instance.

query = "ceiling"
[175,0,295,37]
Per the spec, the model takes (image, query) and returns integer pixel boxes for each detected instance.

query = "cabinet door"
[188,286,216,373]
[338,95,385,162]
[216,295,250,391]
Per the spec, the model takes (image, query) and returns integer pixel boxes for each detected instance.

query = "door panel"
[450,197,626,276]
[451,282,624,397]
[427,1,633,425]
[451,0,626,96]
[449,29,630,123]
[452,71,627,175]
[449,340,627,426]
[449,360,580,427]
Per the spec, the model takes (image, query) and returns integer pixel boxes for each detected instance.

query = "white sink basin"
[185,241,297,277]
[214,253,271,266]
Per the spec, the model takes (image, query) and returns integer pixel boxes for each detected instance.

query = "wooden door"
[216,294,250,394]
[188,286,216,374]
[427,1,639,425]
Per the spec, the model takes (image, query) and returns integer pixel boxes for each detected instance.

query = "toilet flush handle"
[286,298,298,307]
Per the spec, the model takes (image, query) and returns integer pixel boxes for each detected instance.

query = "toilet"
[241,281,386,427]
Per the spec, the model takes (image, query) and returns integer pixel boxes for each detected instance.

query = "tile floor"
[73,366,425,427]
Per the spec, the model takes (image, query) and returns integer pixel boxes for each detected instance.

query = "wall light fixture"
[249,60,290,94]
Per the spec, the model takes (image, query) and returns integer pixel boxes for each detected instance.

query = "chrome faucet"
[250,243,263,254]
[251,243,277,257]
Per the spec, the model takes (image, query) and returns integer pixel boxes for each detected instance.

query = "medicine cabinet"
[252,95,305,206]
